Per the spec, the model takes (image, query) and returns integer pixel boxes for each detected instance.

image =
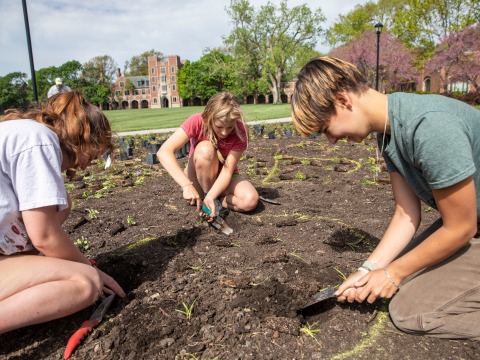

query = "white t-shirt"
[0,119,68,255]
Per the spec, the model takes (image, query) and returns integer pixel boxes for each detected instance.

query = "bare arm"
[351,176,477,303]
[203,150,242,213]
[337,171,422,299]
[158,128,201,208]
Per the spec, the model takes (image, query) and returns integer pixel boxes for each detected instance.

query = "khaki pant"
[389,219,480,339]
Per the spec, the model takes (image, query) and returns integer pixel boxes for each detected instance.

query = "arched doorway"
[141,100,149,108]
[257,94,266,104]
[162,97,169,108]
[246,95,254,104]
[280,94,288,103]
[122,101,128,109]
[131,100,139,109]
[424,77,431,93]
[112,101,119,109]
[193,97,202,106]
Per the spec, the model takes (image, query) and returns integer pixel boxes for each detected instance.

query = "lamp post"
[22,0,38,104]
[374,22,383,91]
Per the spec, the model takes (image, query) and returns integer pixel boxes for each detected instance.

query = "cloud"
[0,0,370,77]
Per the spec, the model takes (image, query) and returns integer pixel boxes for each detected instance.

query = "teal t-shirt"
[379,93,480,219]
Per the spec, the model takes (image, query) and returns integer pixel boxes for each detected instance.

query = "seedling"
[127,215,137,226]
[249,276,270,287]
[300,322,322,344]
[175,299,196,320]
[294,171,306,180]
[289,249,309,264]
[189,261,206,272]
[74,236,90,252]
[65,183,75,193]
[333,267,348,281]
[86,208,99,219]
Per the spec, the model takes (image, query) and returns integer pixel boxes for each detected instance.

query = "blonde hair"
[3,91,113,178]
[201,91,247,163]
[291,56,369,137]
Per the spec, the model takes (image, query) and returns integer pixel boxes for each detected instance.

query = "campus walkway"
[117,117,292,137]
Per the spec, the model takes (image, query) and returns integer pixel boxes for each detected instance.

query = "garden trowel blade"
[303,286,337,308]
[213,217,233,235]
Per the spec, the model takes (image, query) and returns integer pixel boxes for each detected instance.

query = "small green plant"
[333,267,348,281]
[289,249,309,264]
[86,208,99,219]
[175,299,196,320]
[134,175,145,185]
[127,215,137,226]
[301,159,310,166]
[300,322,322,344]
[294,171,307,180]
[74,236,90,252]
[189,261,206,272]
[249,276,270,287]
[65,183,75,193]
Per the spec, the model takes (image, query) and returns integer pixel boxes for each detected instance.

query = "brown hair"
[3,91,113,178]
[291,56,369,137]
[201,91,247,163]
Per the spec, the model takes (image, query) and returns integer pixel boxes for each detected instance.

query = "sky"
[0,0,372,78]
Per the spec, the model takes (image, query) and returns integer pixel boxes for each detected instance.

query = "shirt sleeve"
[11,144,68,212]
[413,113,475,189]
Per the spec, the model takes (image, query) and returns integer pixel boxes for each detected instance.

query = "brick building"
[112,55,184,109]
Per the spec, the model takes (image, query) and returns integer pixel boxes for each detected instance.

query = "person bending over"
[0,91,125,334]
[158,91,258,217]
[291,56,480,340]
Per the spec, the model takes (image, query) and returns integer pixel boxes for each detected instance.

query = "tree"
[225,0,325,104]
[124,49,164,76]
[34,60,82,100]
[80,55,117,107]
[425,23,480,92]
[330,30,417,92]
[177,49,238,103]
[0,72,29,113]
[391,0,480,61]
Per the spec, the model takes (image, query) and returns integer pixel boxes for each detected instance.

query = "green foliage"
[127,215,137,226]
[225,0,326,103]
[175,299,196,320]
[87,208,99,219]
[74,236,90,252]
[124,49,163,76]
[0,72,29,112]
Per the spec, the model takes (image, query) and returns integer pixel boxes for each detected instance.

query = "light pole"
[374,22,383,91]
[22,0,38,103]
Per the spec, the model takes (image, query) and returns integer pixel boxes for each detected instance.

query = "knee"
[74,266,103,303]
[193,141,217,164]
[239,190,259,212]
[388,292,420,333]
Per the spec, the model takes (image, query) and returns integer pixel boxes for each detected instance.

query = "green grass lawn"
[105,104,292,132]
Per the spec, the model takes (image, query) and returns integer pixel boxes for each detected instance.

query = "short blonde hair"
[291,56,369,137]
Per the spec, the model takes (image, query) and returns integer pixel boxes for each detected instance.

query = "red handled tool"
[64,293,115,359]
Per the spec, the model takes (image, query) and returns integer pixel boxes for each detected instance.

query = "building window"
[173,96,177,102]
[151,68,155,74]
[161,67,166,73]
[161,75,166,82]
[115,90,121,96]
[424,77,431,93]
[151,77,156,83]
[135,89,139,95]
[120,82,124,87]
[124,90,130,96]
[172,84,176,91]
[153,98,157,103]
[171,66,175,73]
[142,89,145,95]
[153,85,156,92]
[162,85,167,91]
[171,76,175,82]
[146,80,150,87]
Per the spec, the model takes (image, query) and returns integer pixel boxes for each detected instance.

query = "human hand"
[335,270,367,303]
[182,183,201,210]
[96,268,126,298]
[353,267,399,304]
[201,196,216,221]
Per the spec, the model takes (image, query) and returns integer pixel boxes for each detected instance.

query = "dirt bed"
[1,124,479,360]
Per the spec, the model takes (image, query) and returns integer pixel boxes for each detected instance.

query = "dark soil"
[1,124,479,360]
